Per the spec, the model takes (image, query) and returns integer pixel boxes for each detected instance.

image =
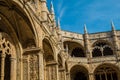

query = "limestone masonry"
[0,0,120,80]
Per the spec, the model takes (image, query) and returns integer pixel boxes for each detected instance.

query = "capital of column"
[89,73,95,80]
[37,49,44,56]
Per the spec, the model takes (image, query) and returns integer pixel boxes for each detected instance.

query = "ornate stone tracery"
[92,41,114,57]
[0,32,16,80]
[29,54,39,80]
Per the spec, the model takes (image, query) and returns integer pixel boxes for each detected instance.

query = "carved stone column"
[89,73,95,80]
[46,62,59,80]
[38,50,44,80]
[66,72,70,80]
[56,63,59,80]
[10,57,16,80]
[0,53,6,80]
[59,68,66,80]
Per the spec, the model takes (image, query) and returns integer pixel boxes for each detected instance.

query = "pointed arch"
[92,40,114,57]
[63,41,85,57]
[92,40,113,47]
[94,63,120,80]
[43,37,55,62]
[0,0,38,48]
[70,65,89,80]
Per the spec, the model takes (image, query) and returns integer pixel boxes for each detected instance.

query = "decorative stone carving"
[23,54,39,80]
[29,54,39,80]
[59,70,65,80]
[0,32,16,80]
[23,55,28,80]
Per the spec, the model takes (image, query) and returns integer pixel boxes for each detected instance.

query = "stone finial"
[84,24,87,34]
[50,1,55,15]
[111,21,115,31]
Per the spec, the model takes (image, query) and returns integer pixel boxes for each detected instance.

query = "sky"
[47,0,120,34]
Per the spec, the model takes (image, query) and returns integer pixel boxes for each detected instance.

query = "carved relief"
[23,54,39,80]
[0,32,15,80]
[29,54,39,80]
[45,65,57,80]
[0,33,14,55]
[23,55,29,80]
[59,71,65,80]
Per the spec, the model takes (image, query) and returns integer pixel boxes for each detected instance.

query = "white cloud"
[55,0,67,20]
[59,7,67,19]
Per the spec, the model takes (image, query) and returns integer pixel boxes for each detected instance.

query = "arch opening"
[64,41,85,57]
[94,65,119,80]
[43,38,56,80]
[92,41,113,57]
[103,47,113,56]
[4,54,11,80]
[0,1,37,48]
[70,65,88,80]
[74,71,87,80]
[71,47,85,57]
[43,39,54,62]
[92,48,102,57]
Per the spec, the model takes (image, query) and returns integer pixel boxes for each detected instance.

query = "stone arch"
[63,41,85,57]
[94,63,120,80]
[11,0,39,46]
[0,0,38,48]
[92,40,114,57]
[0,1,39,80]
[43,37,58,80]
[92,40,113,47]
[43,38,55,62]
[70,65,89,80]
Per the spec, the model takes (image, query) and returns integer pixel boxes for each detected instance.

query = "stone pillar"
[89,73,95,80]
[111,22,119,58]
[56,64,59,80]
[38,51,44,80]
[10,57,16,80]
[64,70,66,80]
[83,25,91,61]
[46,62,59,80]
[0,53,6,80]
[28,55,30,80]
[66,72,70,80]
[53,63,59,80]
[59,68,66,80]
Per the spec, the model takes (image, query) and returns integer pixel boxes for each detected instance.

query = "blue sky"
[47,0,120,33]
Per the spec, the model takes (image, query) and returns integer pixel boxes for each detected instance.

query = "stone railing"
[90,55,117,63]
[89,32,111,39]
[61,31,83,40]
[68,57,88,63]
[67,55,117,64]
